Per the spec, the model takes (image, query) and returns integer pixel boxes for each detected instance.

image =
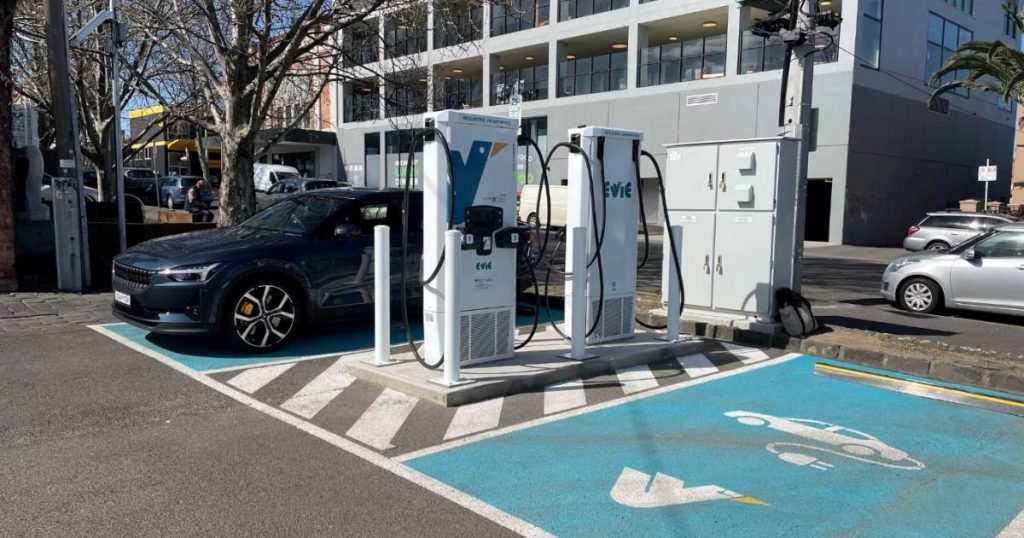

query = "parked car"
[256,178,344,210]
[903,212,1016,252]
[517,183,567,228]
[124,168,160,205]
[882,223,1024,316]
[160,175,216,209]
[111,189,422,351]
[40,173,98,203]
[254,163,302,193]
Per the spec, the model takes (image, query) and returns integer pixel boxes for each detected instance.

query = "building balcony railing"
[558,51,627,97]
[435,76,484,109]
[492,65,548,104]
[639,34,726,87]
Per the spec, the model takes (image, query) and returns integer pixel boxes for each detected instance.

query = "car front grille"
[113,262,155,288]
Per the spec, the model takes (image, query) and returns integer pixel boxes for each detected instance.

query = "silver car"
[882,224,1024,315]
[903,212,1015,252]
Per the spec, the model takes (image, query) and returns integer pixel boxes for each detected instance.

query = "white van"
[254,164,302,193]
[518,183,567,228]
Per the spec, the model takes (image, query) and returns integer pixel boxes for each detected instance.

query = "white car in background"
[40,173,98,203]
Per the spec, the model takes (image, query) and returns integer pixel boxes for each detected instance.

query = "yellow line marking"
[815,363,1024,409]
[731,496,769,506]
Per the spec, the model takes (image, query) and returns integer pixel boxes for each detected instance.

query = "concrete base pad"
[650,307,782,335]
[347,327,705,407]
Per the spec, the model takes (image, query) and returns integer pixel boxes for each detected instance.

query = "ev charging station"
[421,110,522,366]
[565,127,644,344]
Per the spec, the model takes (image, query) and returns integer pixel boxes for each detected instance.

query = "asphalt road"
[0,327,516,536]
[801,251,1024,356]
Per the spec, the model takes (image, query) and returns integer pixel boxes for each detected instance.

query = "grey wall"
[844,85,1015,246]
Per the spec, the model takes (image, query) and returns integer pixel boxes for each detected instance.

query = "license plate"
[114,291,131,306]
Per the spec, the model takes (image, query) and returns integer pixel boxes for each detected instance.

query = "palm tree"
[929,3,1024,106]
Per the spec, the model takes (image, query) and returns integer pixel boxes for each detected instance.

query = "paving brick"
[838,347,885,368]
[929,361,987,386]
[987,371,1024,395]
[800,340,840,359]
[883,354,931,377]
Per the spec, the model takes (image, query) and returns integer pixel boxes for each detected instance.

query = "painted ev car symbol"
[724,410,925,471]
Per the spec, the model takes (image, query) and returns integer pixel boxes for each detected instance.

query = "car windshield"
[276,172,302,182]
[950,230,997,254]
[241,196,342,235]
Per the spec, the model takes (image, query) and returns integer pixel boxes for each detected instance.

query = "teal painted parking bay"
[407,355,1024,537]
[97,305,561,372]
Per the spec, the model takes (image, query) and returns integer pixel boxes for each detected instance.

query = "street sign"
[978,165,997,182]
[508,93,522,121]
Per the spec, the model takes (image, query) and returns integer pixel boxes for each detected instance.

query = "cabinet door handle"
[703,254,711,274]
[720,172,727,192]
[707,173,713,190]
[715,255,723,275]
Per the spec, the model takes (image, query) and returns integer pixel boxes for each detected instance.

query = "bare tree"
[0,0,19,291]
[12,0,165,201]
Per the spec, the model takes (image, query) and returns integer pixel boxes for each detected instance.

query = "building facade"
[331,0,1019,246]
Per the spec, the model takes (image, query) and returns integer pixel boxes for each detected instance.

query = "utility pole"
[44,0,91,291]
[107,0,127,253]
[781,0,819,294]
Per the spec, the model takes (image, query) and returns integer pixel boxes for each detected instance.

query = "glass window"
[975,232,1024,258]
[927,13,970,97]
[682,37,703,58]
[857,0,883,68]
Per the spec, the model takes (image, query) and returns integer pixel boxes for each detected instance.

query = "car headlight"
[160,263,221,282]
[888,258,920,272]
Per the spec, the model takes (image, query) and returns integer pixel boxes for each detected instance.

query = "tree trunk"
[217,132,257,227]
[0,0,19,291]
[195,130,211,183]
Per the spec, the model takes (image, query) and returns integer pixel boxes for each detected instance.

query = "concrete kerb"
[642,310,1024,397]
[347,335,706,407]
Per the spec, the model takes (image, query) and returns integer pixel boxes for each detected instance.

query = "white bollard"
[371,225,397,366]
[662,224,685,342]
[438,230,472,386]
[560,227,596,360]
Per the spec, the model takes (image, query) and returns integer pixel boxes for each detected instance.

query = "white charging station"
[422,110,521,365]
[565,126,644,344]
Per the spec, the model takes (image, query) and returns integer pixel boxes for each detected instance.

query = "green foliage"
[929,2,1024,106]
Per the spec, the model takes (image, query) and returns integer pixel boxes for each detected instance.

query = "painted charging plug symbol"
[772,449,834,471]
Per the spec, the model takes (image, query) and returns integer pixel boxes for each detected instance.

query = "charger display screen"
[466,206,501,230]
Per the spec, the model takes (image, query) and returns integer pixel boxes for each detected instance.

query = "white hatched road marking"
[346,388,420,450]
[544,379,587,415]
[721,343,771,364]
[280,358,356,419]
[226,363,296,394]
[677,353,719,378]
[615,364,660,395]
[444,398,505,440]
[1000,507,1024,537]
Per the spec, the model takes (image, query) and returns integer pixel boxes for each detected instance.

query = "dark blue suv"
[111,189,422,351]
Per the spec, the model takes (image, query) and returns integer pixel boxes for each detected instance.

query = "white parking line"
[280,359,356,419]
[999,507,1024,537]
[677,353,718,378]
[543,379,587,415]
[226,363,295,394]
[615,364,659,395]
[721,343,771,364]
[346,389,419,451]
[444,398,504,441]
[88,324,551,538]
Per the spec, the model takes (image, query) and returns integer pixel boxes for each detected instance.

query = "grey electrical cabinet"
[662,138,799,319]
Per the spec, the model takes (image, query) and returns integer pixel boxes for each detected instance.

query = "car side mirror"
[961,248,978,260]
[334,223,361,240]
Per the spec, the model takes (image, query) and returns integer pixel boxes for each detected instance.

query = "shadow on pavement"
[818,316,958,337]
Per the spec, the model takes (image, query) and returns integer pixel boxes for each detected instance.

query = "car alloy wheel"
[232,284,297,348]
[927,242,948,252]
[902,282,933,312]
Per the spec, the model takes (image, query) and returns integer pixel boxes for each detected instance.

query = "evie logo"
[605,181,633,199]
[476,262,493,270]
